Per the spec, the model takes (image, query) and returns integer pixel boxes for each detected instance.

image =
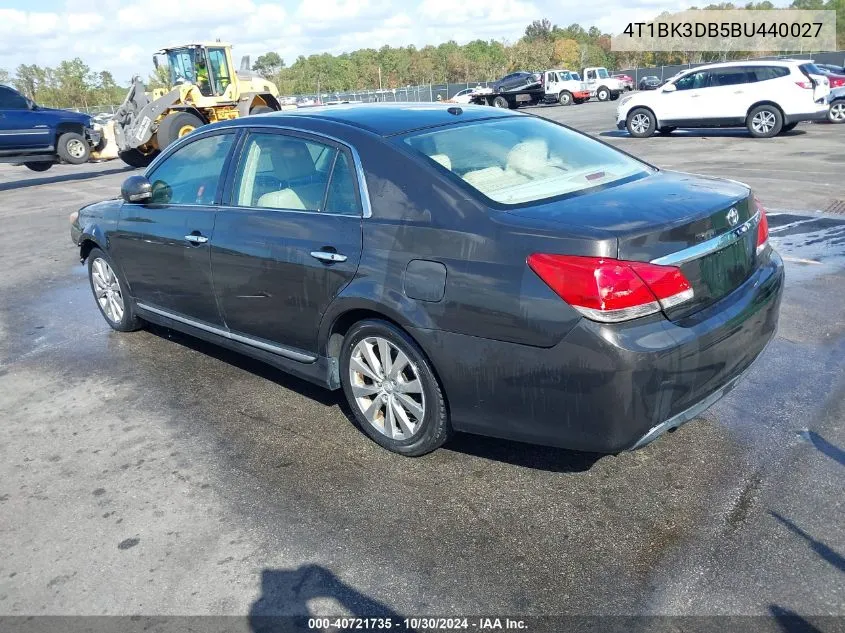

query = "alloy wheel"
[751,110,777,134]
[630,113,650,135]
[830,103,845,122]
[348,336,426,440]
[91,257,124,323]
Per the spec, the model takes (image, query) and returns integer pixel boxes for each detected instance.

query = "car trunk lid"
[510,170,762,319]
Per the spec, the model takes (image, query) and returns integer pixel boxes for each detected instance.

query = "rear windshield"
[800,63,823,75]
[401,116,651,206]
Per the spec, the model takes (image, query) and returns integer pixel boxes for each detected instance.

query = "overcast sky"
[0,0,791,82]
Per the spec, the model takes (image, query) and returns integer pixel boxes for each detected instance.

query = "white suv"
[616,60,830,138]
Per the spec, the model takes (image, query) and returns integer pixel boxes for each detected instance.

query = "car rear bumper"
[410,250,784,453]
[784,105,830,124]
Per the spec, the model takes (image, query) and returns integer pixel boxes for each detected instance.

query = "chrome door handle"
[185,234,208,244]
[310,250,347,263]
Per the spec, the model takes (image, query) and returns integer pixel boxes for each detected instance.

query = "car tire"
[746,105,783,138]
[56,132,90,164]
[558,90,573,106]
[118,149,158,169]
[250,105,274,115]
[828,100,845,123]
[493,95,509,109]
[340,319,451,457]
[86,247,142,332]
[657,126,676,135]
[156,112,204,150]
[610,91,620,101]
[627,108,656,138]
[781,122,798,133]
[24,162,53,172]
[596,87,610,101]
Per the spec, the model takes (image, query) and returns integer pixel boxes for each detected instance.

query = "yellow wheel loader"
[113,43,282,168]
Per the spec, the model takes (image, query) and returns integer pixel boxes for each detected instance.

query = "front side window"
[402,117,650,206]
[147,133,234,205]
[233,133,341,212]
[597,68,609,79]
[674,71,709,91]
[0,87,29,110]
[207,48,231,95]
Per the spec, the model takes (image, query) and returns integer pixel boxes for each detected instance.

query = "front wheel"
[340,320,451,456]
[558,90,572,106]
[747,105,783,138]
[118,148,158,169]
[596,87,610,101]
[828,100,845,123]
[57,132,90,164]
[627,108,656,138]
[156,111,204,149]
[24,162,53,172]
[87,248,142,332]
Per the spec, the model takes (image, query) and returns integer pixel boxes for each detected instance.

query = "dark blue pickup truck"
[0,84,102,172]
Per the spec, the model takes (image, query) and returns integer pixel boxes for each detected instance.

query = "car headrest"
[506,139,551,175]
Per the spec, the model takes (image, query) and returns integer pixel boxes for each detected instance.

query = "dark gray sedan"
[70,104,783,456]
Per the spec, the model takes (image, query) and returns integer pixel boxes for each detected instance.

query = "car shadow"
[0,164,135,192]
[248,565,415,632]
[600,129,808,139]
[801,430,845,467]
[769,605,826,633]
[143,323,604,472]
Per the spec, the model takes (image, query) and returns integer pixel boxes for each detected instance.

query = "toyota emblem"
[726,207,739,227]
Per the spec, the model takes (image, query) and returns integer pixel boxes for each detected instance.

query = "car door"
[110,130,237,325]
[211,129,364,354]
[703,67,755,122]
[545,71,560,96]
[0,86,51,150]
[659,70,712,124]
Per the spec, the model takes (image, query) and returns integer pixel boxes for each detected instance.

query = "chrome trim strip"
[135,302,317,363]
[650,210,760,266]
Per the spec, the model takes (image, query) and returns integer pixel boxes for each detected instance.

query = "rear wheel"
[156,112,204,150]
[596,86,610,101]
[24,162,53,172]
[558,90,573,106]
[340,320,451,456]
[249,105,274,115]
[747,105,782,138]
[492,95,509,108]
[87,248,142,332]
[828,100,845,123]
[118,148,158,169]
[57,132,90,164]
[627,108,656,138]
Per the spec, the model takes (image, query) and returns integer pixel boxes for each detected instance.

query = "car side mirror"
[662,83,677,93]
[121,175,153,203]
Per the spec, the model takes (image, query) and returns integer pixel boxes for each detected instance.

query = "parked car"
[0,84,102,171]
[813,65,845,89]
[617,60,830,138]
[828,86,845,123]
[816,63,845,75]
[613,74,634,91]
[447,88,480,104]
[71,104,783,456]
[491,71,541,93]
[638,75,662,90]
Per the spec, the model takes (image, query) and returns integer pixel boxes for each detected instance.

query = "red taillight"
[755,197,769,255]
[795,80,813,89]
[830,76,845,88]
[527,254,694,323]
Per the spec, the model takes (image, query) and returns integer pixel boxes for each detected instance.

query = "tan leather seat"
[257,188,307,210]
[429,153,452,171]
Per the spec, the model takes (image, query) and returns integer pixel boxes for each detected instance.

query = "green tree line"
[1,0,841,105]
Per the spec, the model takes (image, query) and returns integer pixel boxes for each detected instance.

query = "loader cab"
[155,44,235,98]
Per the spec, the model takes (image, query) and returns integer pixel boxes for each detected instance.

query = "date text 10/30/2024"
[307,617,529,630]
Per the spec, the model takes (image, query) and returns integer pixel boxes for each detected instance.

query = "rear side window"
[401,117,650,206]
[709,68,751,87]
[148,133,235,205]
[750,66,790,82]
[323,152,362,216]
[232,133,335,211]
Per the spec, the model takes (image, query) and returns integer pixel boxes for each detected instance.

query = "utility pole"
[378,66,382,91]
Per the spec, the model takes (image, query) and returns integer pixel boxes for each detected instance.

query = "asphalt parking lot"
[0,101,843,629]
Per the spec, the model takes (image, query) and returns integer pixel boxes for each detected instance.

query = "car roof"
[238,103,519,136]
[679,59,808,74]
